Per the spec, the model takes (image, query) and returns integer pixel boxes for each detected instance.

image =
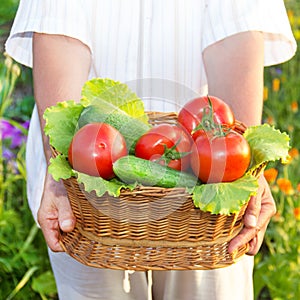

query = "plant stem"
[6,266,39,300]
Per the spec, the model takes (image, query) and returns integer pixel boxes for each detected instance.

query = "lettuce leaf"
[48,155,75,181]
[191,174,258,215]
[44,101,83,155]
[76,173,137,197]
[81,78,149,123]
[244,123,290,168]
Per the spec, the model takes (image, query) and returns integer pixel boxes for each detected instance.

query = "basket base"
[60,224,249,271]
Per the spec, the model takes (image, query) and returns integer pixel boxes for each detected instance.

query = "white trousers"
[48,249,254,300]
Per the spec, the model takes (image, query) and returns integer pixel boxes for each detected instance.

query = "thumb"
[243,195,259,228]
[56,196,76,232]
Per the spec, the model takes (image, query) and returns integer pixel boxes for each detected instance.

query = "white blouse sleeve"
[5,0,93,68]
[202,0,297,66]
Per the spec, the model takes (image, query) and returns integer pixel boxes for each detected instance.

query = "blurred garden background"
[0,1,299,299]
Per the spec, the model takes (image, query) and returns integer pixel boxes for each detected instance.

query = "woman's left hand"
[228,175,276,255]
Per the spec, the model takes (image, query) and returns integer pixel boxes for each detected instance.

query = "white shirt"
[5,0,296,223]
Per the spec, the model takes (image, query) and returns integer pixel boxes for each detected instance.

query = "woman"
[6,1,296,299]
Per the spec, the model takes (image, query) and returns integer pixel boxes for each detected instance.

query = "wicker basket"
[57,112,257,271]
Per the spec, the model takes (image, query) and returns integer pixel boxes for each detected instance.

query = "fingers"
[246,184,276,255]
[228,175,276,255]
[247,223,268,255]
[38,176,76,252]
[38,215,64,252]
[228,225,258,254]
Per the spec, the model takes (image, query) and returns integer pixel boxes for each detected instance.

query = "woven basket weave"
[57,112,257,271]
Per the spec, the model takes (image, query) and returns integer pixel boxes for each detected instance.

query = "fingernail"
[247,215,257,227]
[61,219,73,229]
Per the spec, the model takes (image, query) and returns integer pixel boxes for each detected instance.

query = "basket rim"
[59,226,250,271]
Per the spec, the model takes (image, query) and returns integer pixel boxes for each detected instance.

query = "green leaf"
[192,174,258,215]
[31,271,57,296]
[76,172,137,197]
[81,78,149,123]
[244,123,290,169]
[44,101,84,155]
[48,155,74,181]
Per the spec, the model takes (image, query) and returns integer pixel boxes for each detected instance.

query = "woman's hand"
[37,172,76,252]
[203,31,275,255]
[32,33,91,251]
[228,175,276,255]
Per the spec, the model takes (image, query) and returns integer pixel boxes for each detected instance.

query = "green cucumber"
[113,155,199,188]
[77,105,151,153]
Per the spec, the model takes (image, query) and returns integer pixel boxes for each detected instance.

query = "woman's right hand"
[37,171,76,252]
[32,33,91,252]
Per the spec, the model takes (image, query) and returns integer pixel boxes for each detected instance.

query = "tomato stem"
[191,95,215,133]
[154,138,190,165]
[192,95,230,137]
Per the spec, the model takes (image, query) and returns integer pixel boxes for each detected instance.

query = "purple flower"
[22,120,30,130]
[275,68,283,76]
[0,118,28,148]
[2,148,15,160]
[0,119,14,138]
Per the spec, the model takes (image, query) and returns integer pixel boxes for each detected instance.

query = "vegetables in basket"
[44,78,290,215]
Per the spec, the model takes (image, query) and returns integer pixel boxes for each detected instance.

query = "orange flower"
[288,125,294,133]
[276,178,294,195]
[294,207,300,221]
[297,183,300,192]
[272,78,280,92]
[285,148,299,164]
[263,86,269,101]
[290,100,298,113]
[289,148,299,159]
[266,116,275,125]
[264,168,278,184]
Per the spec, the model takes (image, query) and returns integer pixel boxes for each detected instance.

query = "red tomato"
[68,123,127,179]
[190,130,251,183]
[178,95,235,140]
[135,124,192,171]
